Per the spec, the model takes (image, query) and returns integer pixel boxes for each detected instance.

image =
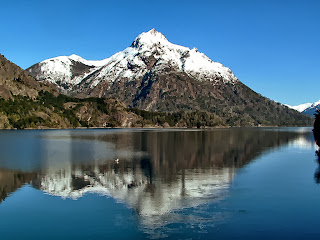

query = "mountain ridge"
[0,54,52,99]
[26,29,313,126]
[0,53,228,129]
[287,100,320,116]
[27,29,237,93]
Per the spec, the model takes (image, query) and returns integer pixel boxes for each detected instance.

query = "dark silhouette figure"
[313,109,320,183]
[313,109,320,150]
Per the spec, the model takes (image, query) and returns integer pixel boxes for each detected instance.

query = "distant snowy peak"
[67,54,108,66]
[287,100,320,116]
[27,28,238,90]
[287,102,314,112]
[28,54,104,87]
[312,100,320,107]
[38,54,107,68]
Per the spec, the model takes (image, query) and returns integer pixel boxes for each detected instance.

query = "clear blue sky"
[1,0,319,106]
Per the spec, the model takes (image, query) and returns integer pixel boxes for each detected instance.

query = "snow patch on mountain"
[68,54,109,66]
[287,102,314,112]
[131,29,236,82]
[287,100,320,113]
[28,54,105,88]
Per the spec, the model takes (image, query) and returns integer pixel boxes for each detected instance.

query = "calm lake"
[0,128,319,240]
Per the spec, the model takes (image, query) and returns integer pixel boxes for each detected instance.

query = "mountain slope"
[27,29,313,126]
[0,54,143,129]
[0,54,226,129]
[0,54,52,99]
[303,103,320,116]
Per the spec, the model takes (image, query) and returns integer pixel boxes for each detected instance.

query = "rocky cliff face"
[0,54,51,99]
[27,29,312,126]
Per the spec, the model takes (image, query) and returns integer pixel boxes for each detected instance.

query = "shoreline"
[0,125,313,131]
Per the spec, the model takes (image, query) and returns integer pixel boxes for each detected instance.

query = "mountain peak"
[147,28,164,36]
[131,29,169,48]
[69,54,82,60]
[287,99,320,116]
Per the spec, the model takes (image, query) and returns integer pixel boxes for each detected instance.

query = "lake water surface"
[0,128,319,239]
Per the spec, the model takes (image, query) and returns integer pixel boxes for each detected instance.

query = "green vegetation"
[0,90,227,129]
[0,88,312,129]
[0,91,122,129]
[129,108,226,128]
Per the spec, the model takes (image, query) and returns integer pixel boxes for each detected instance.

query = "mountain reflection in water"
[0,128,314,227]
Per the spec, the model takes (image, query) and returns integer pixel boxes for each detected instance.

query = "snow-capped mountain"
[287,100,320,116]
[27,29,312,126]
[287,102,314,112]
[27,29,237,93]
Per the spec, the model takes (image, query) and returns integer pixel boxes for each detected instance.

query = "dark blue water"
[0,128,318,239]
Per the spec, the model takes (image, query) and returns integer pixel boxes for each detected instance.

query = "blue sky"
[1,0,319,105]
